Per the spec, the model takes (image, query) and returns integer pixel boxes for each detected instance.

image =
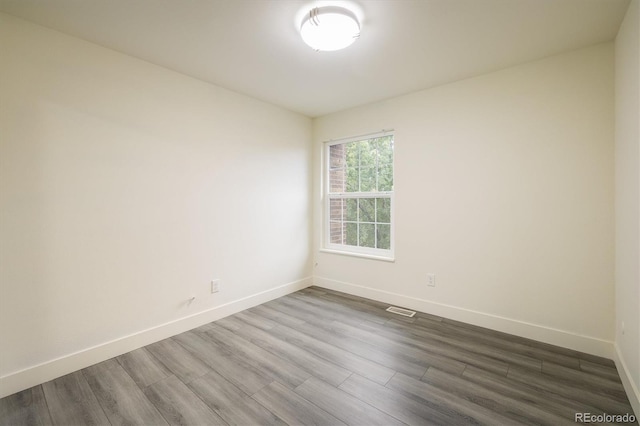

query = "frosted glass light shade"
[300,6,360,51]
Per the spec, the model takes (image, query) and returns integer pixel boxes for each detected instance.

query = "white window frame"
[322,131,395,261]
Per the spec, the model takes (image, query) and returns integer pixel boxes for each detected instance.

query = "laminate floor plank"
[318,289,429,326]
[421,367,575,426]
[172,330,272,395]
[215,316,243,331]
[298,286,328,296]
[228,315,353,386]
[263,298,347,326]
[146,337,211,384]
[248,304,307,328]
[269,298,432,378]
[276,294,388,335]
[198,322,311,389]
[116,347,172,388]
[82,358,168,426]
[338,373,462,426]
[292,290,406,324]
[253,381,347,426]
[330,319,470,376]
[541,361,628,400]
[143,375,227,426]
[387,372,523,426]
[442,317,615,367]
[245,305,400,384]
[311,286,446,323]
[299,289,432,327]
[266,302,427,379]
[233,309,279,330]
[382,317,543,372]
[289,291,413,330]
[575,352,617,368]
[579,359,622,382]
[41,371,109,426]
[287,291,393,325]
[0,386,52,426]
[1,286,636,425]
[284,295,500,376]
[410,317,582,370]
[216,314,258,332]
[264,320,396,385]
[507,366,633,414]
[461,365,607,420]
[331,319,506,376]
[189,370,286,426]
[294,376,406,426]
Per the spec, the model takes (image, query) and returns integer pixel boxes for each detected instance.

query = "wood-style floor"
[1,286,636,426]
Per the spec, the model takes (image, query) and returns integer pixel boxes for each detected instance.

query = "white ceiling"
[0,0,630,117]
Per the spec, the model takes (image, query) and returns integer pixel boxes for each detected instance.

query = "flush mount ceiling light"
[300,6,360,52]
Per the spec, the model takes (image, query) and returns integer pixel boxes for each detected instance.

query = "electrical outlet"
[427,274,436,287]
[211,279,220,294]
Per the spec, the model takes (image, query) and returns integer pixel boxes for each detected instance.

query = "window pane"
[378,165,393,191]
[329,169,346,193]
[346,167,358,192]
[376,198,390,223]
[345,142,359,169]
[358,140,376,170]
[329,144,345,169]
[359,223,375,248]
[377,136,394,166]
[329,221,344,244]
[329,198,343,221]
[358,198,375,222]
[346,198,357,221]
[376,224,391,250]
[359,167,376,192]
[346,222,358,246]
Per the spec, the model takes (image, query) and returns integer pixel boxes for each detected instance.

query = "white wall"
[0,13,312,397]
[614,0,640,415]
[314,44,615,356]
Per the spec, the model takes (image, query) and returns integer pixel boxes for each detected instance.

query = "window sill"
[319,248,395,263]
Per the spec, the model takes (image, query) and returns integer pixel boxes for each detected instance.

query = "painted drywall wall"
[614,0,640,414]
[313,43,615,355]
[0,13,312,394]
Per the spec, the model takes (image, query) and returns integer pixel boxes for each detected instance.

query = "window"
[324,132,394,259]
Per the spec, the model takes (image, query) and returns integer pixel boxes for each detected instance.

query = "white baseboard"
[0,277,312,399]
[313,276,614,359]
[614,343,640,418]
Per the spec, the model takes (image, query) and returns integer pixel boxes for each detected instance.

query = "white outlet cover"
[427,274,436,287]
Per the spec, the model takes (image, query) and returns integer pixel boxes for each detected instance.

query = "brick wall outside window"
[329,144,347,244]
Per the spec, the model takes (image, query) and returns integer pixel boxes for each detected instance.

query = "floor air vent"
[385,306,416,317]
